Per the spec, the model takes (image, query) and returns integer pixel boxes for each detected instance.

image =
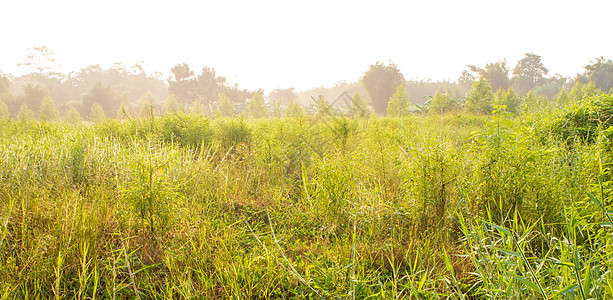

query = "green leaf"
[493,248,522,257]
[506,271,540,295]
[555,284,579,296]
[487,223,513,236]
[586,191,602,208]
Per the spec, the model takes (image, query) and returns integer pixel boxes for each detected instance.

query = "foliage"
[165,94,181,114]
[65,107,83,124]
[428,91,457,114]
[0,100,8,119]
[468,60,510,92]
[247,92,267,118]
[465,78,494,114]
[512,53,549,95]
[584,56,613,92]
[493,89,521,114]
[360,61,405,115]
[38,96,59,121]
[2,92,613,298]
[286,100,303,117]
[89,103,106,123]
[217,92,234,117]
[17,103,35,120]
[350,92,371,118]
[82,81,121,117]
[386,85,412,117]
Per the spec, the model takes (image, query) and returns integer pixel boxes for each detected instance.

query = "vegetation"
[2,85,613,298]
[2,49,613,298]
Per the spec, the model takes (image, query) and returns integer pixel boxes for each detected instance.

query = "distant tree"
[387,85,412,117]
[555,89,571,107]
[493,89,520,114]
[165,94,181,114]
[18,46,62,78]
[286,100,303,117]
[350,92,371,118]
[312,95,333,117]
[0,76,9,94]
[17,103,35,120]
[190,98,205,115]
[512,53,549,95]
[468,60,510,92]
[360,61,405,115]
[195,66,220,103]
[38,96,59,121]
[428,92,457,114]
[521,90,547,113]
[570,81,600,102]
[465,78,494,114]
[0,100,9,119]
[217,93,234,117]
[584,57,613,92]
[65,108,83,124]
[168,63,196,104]
[139,93,157,118]
[268,88,297,106]
[458,70,476,88]
[81,81,120,117]
[247,92,267,118]
[89,103,106,123]
[21,83,48,114]
[116,102,130,120]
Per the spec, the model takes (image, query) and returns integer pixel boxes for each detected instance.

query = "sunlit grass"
[0,107,611,298]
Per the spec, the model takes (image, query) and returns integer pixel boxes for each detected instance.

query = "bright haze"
[1,0,612,92]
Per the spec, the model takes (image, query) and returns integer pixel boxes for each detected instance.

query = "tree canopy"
[360,61,405,115]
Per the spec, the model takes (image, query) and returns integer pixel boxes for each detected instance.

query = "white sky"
[1,0,612,92]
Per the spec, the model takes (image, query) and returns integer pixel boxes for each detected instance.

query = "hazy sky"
[1,0,612,92]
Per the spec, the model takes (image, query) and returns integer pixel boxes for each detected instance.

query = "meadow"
[1,94,613,299]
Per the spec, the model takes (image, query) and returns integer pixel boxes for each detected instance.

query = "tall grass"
[0,101,611,298]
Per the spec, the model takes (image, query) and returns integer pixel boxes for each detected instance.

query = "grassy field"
[1,97,613,298]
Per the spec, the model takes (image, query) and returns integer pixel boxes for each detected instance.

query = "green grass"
[0,106,612,299]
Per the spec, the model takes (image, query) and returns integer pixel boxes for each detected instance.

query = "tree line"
[1,47,613,121]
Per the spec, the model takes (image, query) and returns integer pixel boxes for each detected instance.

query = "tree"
[350,92,371,118]
[570,81,600,102]
[21,83,48,114]
[467,60,510,92]
[268,88,297,106]
[0,100,9,120]
[38,96,59,121]
[81,81,120,117]
[286,100,303,117]
[217,93,234,117]
[116,102,130,120]
[65,108,83,124]
[512,53,549,95]
[521,90,545,113]
[493,89,520,114]
[465,78,494,114]
[584,57,613,92]
[168,63,196,104]
[195,66,220,103]
[139,93,157,118]
[428,92,457,114]
[165,94,181,114]
[360,61,405,115]
[191,98,205,115]
[555,89,571,107]
[387,85,412,117]
[18,46,62,78]
[247,92,267,118]
[89,103,106,123]
[17,103,35,120]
